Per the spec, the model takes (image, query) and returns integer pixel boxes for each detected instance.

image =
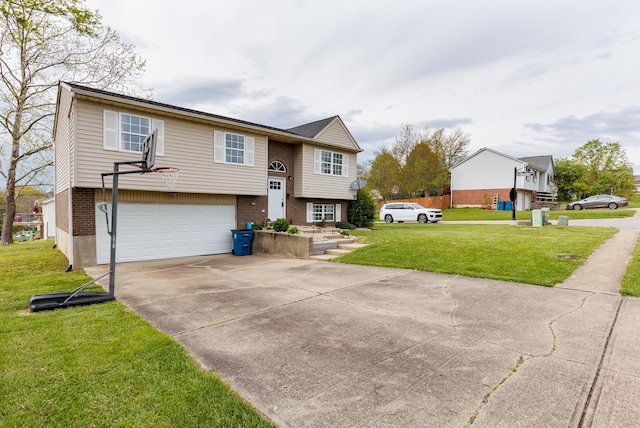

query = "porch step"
[309,237,368,261]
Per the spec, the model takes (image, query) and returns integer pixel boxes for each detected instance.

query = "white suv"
[380,202,442,224]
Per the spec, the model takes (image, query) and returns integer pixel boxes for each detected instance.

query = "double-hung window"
[314,149,348,176]
[213,131,254,166]
[225,133,245,164]
[120,113,150,152]
[103,110,164,156]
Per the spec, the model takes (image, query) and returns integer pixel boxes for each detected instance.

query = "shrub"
[336,221,356,230]
[287,226,299,234]
[272,218,290,232]
[348,191,376,228]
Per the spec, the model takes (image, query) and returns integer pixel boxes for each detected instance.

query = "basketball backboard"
[141,129,157,170]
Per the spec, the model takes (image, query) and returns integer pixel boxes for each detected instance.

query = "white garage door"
[96,203,235,264]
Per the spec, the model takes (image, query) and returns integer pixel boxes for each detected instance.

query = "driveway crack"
[466,291,595,426]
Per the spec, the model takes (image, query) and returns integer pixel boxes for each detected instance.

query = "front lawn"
[340,224,616,286]
[0,240,274,427]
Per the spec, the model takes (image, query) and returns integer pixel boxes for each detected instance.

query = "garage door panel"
[96,203,235,264]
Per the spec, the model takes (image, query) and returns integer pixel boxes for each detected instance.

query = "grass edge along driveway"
[339,223,617,286]
[0,240,275,427]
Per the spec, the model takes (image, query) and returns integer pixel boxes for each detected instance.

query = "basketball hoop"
[149,166,180,192]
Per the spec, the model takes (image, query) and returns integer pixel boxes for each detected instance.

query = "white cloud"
[87,0,640,173]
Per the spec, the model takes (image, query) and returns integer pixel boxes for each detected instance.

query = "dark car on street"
[566,194,629,210]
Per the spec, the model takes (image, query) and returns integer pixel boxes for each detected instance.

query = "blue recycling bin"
[504,201,513,211]
[231,229,254,256]
[497,201,505,211]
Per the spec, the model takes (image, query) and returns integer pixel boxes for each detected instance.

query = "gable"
[313,117,361,152]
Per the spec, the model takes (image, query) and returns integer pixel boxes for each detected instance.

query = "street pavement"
[85,209,640,427]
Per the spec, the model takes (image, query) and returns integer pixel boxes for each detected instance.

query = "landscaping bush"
[348,191,376,228]
[287,226,299,234]
[272,218,290,232]
[336,221,356,230]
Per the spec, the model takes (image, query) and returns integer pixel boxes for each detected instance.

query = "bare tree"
[0,0,147,244]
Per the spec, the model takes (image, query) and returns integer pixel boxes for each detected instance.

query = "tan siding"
[314,118,359,151]
[95,189,235,205]
[54,86,73,192]
[73,100,267,195]
[296,144,355,200]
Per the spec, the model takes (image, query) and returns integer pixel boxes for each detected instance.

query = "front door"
[268,177,285,221]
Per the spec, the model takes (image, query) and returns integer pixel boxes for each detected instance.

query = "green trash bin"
[541,207,550,224]
[531,209,542,227]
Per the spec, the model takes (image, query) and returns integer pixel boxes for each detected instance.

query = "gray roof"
[519,155,553,170]
[63,82,321,139]
[286,116,338,138]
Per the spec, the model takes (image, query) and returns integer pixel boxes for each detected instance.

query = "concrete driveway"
[86,218,640,428]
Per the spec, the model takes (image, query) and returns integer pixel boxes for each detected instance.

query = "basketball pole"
[102,161,150,298]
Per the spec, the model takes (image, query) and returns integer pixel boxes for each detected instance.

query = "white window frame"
[306,203,341,223]
[120,113,151,152]
[269,160,286,172]
[103,110,164,156]
[214,130,254,166]
[314,149,348,177]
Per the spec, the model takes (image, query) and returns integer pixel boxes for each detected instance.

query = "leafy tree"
[366,148,401,201]
[348,190,376,228]
[571,139,634,197]
[400,142,442,197]
[553,158,589,201]
[0,0,147,244]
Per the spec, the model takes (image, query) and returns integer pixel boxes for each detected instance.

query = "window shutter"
[335,204,341,222]
[306,203,314,223]
[152,119,164,156]
[342,154,349,177]
[103,110,118,151]
[245,136,254,166]
[314,149,321,174]
[214,131,224,163]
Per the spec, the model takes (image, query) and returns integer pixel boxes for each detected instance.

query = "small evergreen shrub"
[335,221,356,230]
[272,218,290,232]
[287,226,299,234]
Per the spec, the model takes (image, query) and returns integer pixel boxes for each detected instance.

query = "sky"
[87,0,640,174]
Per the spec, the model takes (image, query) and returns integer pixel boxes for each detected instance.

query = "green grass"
[440,207,636,221]
[621,240,640,297]
[340,224,616,286]
[0,240,274,427]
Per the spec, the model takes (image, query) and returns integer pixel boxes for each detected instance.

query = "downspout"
[66,99,74,271]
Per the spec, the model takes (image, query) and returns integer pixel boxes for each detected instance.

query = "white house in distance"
[450,147,555,210]
[53,82,361,268]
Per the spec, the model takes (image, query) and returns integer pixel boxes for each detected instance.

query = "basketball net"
[150,166,180,192]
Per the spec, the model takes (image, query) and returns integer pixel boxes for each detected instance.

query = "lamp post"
[511,166,534,223]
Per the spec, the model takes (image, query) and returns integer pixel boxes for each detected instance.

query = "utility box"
[557,216,569,226]
[531,209,543,227]
[231,229,254,256]
[541,207,550,224]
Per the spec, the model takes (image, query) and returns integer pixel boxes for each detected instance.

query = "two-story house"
[450,147,554,210]
[54,82,361,267]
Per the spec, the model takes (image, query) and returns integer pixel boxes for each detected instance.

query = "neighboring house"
[450,147,554,210]
[54,82,361,267]
[634,175,640,193]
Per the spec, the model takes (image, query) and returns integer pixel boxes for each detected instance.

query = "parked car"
[380,202,442,223]
[566,194,629,210]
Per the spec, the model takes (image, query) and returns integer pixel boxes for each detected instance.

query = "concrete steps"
[309,238,368,261]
